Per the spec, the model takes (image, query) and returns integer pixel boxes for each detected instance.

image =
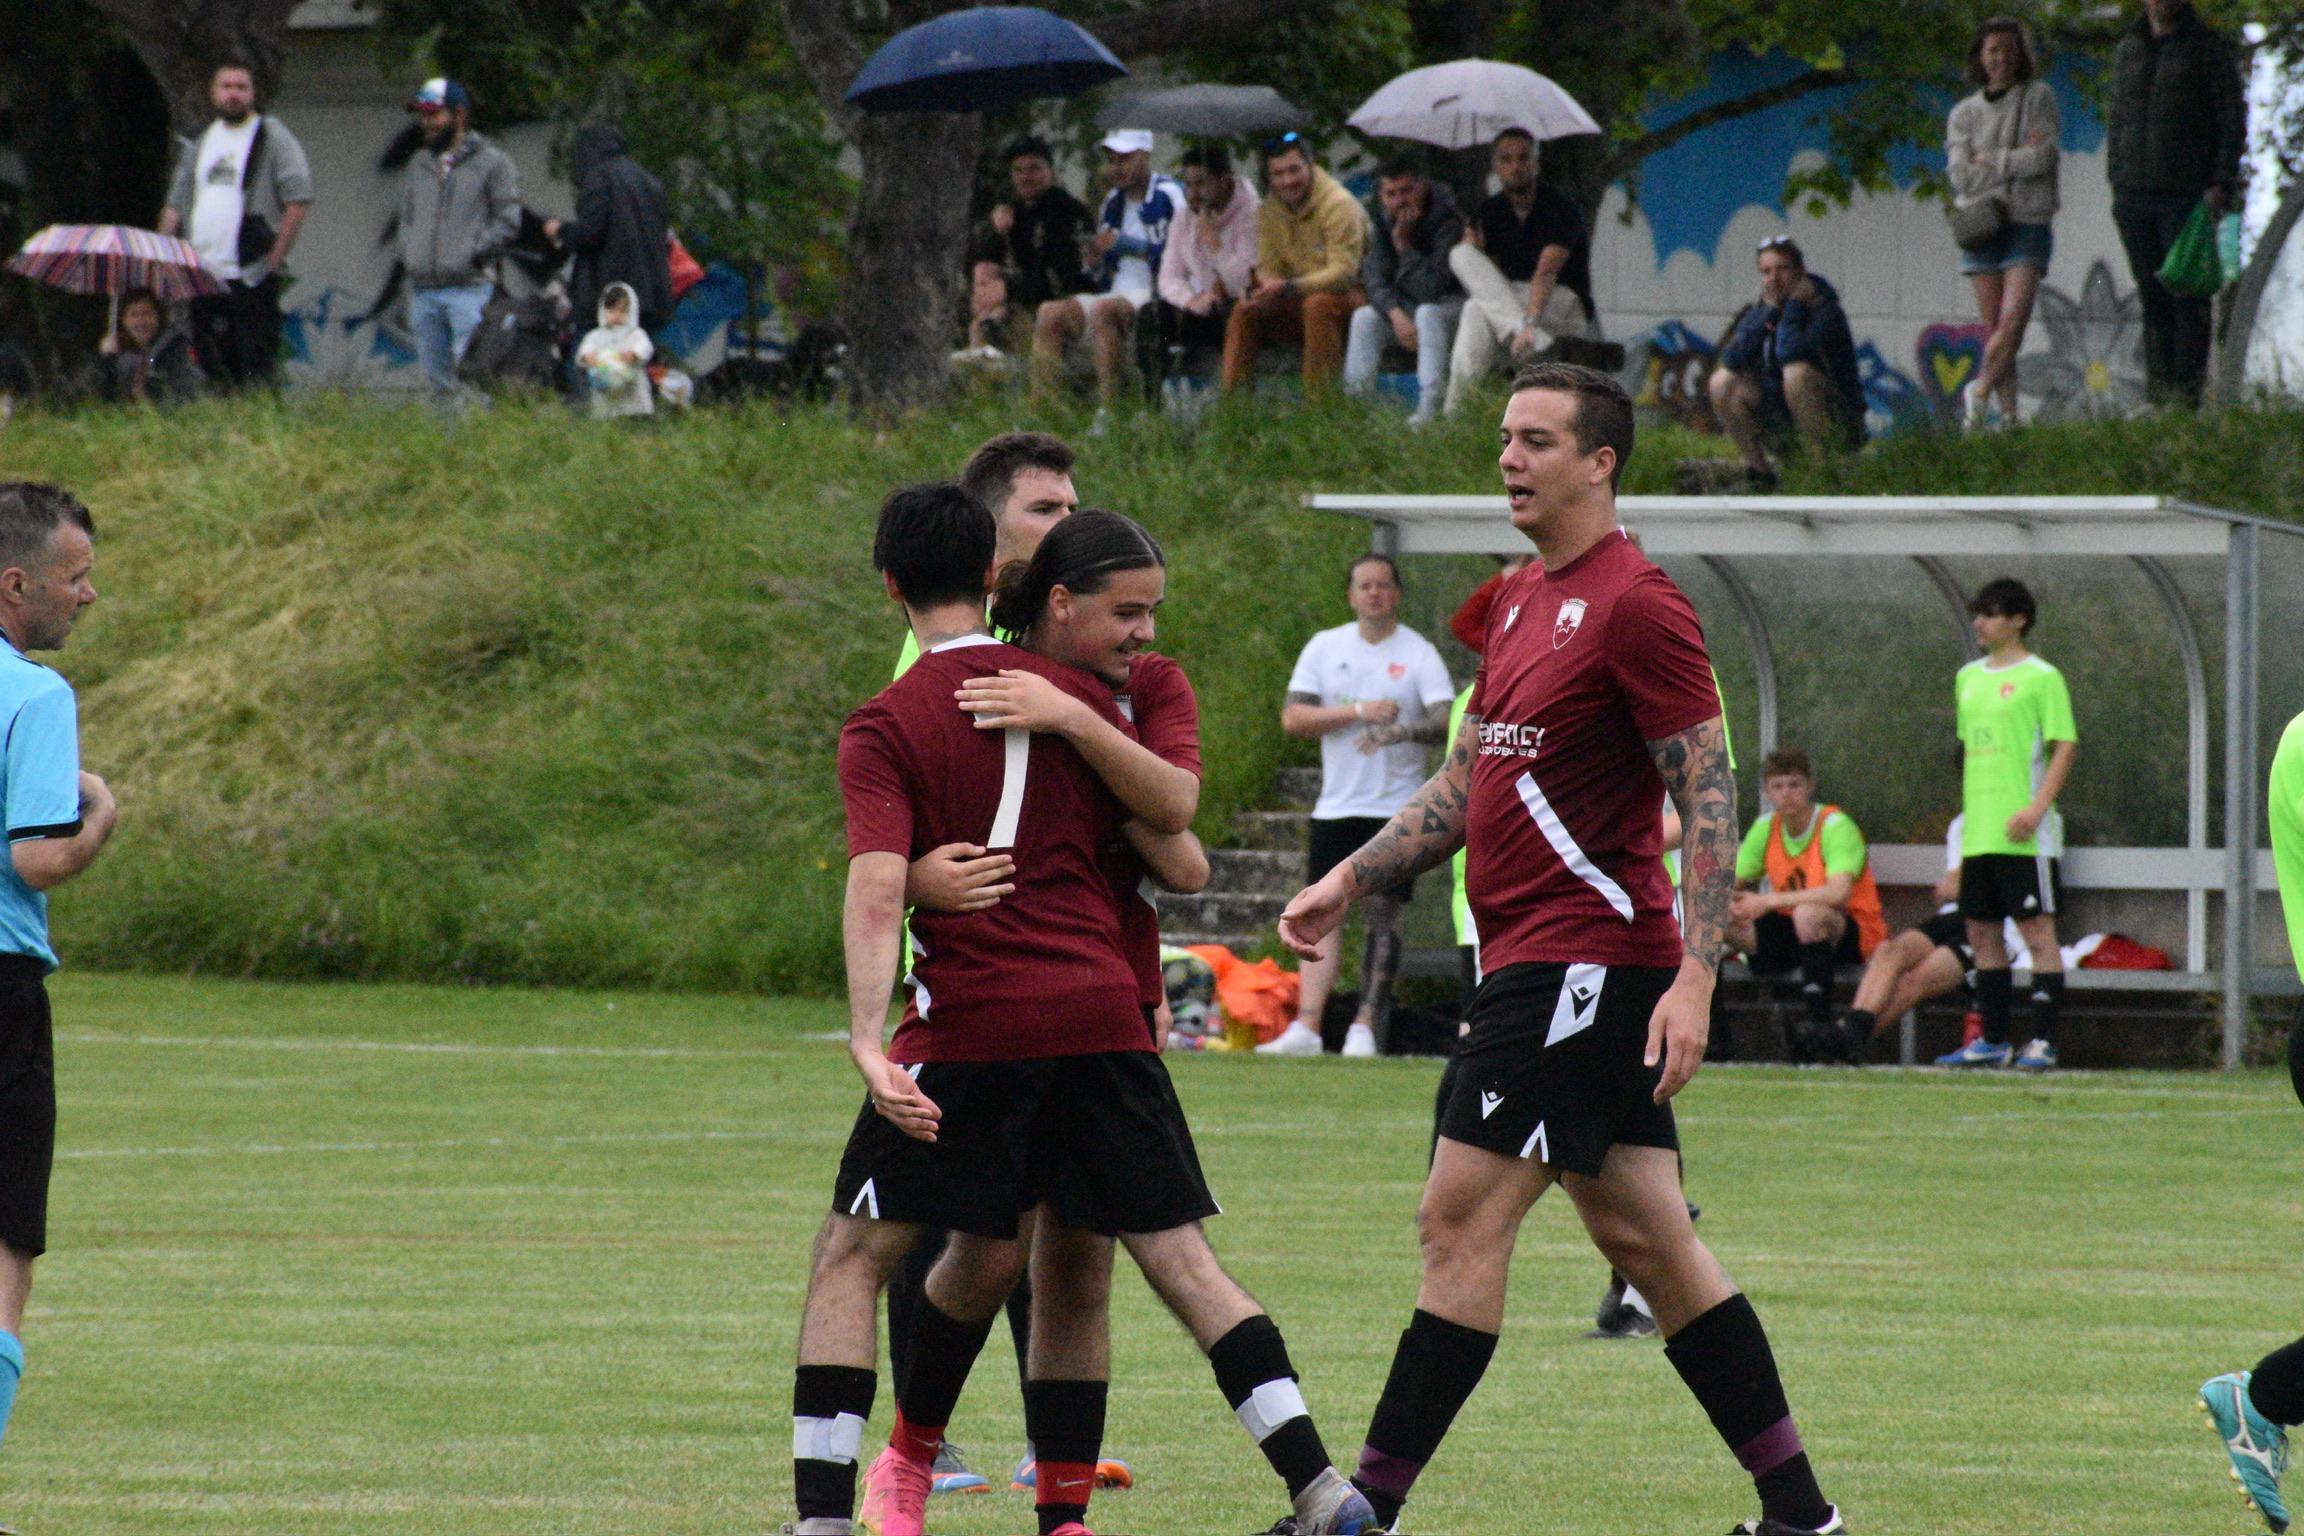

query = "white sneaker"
[1340,1022,1379,1058]
[1960,379,1989,431]
[1257,1020,1325,1055]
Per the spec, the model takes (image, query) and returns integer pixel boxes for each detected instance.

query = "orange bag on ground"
[1185,944,1301,1045]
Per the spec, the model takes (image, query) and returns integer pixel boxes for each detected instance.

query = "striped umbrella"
[6,224,223,302]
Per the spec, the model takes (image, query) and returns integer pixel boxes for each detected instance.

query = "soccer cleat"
[1730,1506,1846,1535]
[1012,1454,1133,1492]
[857,1444,934,1536]
[2013,1038,2059,1073]
[1935,1038,2012,1068]
[1292,1467,1381,1534]
[2202,1371,2292,1532]
[1340,1022,1379,1058]
[1258,1020,1325,1055]
[778,1522,855,1536]
[929,1438,990,1495]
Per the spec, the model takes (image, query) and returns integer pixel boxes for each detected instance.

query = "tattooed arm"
[1642,714,1737,1101]
[1357,710,1451,752]
[1278,709,1478,958]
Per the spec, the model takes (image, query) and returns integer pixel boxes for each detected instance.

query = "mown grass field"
[8,971,2298,1534]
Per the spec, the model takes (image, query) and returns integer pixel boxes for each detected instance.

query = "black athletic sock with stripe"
[1025,1378,1108,1533]
[1973,966,2013,1045]
[2026,971,2064,1046]
[2251,1338,2304,1426]
[1352,1308,1498,1527]
[1208,1314,1330,1497]
[1797,941,1836,1024]
[1664,1295,1832,1531]
[892,1298,997,1462]
[792,1364,877,1524]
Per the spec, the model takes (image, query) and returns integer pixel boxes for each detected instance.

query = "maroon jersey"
[1466,530,1718,970]
[1109,652,1202,1006]
[840,635,1143,1061]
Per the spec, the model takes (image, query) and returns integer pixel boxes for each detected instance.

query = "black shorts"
[0,959,55,1257]
[1308,816,1417,901]
[1959,852,2061,923]
[830,1050,1219,1240]
[1436,961,1679,1179]
[1744,910,1863,975]
[1918,909,1975,968]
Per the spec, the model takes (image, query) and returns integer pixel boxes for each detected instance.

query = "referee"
[0,483,116,1468]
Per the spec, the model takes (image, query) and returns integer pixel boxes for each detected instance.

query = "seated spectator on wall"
[1345,154,1465,425]
[964,254,1028,353]
[91,287,203,406]
[992,134,1093,312]
[1032,129,1183,428]
[1723,748,1887,1056]
[1158,144,1260,357]
[1443,128,1596,414]
[1708,237,1866,488]
[1219,133,1368,396]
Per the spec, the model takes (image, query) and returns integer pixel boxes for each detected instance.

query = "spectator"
[1723,748,1887,1059]
[1345,154,1465,424]
[575,281,654,419]
[991,136,1093,313]
[1032,129,1182,429]
[157,58,312,391]
[546,123,673,343]
[1709,237,1865,487]
[397,78,522,394]
[1947,18,2060,431]
[1266,553,1454,1058]
[963,256,1027,353]
[2107,0,2245,407]
[1220,133,1367,396]
[1158,144,1260,359]
[89,288,202,407]
[1443,129,1595,414]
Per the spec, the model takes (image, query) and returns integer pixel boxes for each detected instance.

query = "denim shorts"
[1959,219,2053,275]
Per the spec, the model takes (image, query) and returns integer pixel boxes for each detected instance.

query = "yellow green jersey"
[1957,653,2076,859]
[2271,709,2304,985]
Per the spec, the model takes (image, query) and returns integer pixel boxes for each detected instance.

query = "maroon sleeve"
[838,704,916,859]
[1450,572,1506,653]
[1129,654,1202,776]
[1610,572,1719,741]
[1467,652,1488,718]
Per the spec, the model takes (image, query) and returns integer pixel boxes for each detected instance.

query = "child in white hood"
[576,281,654,418]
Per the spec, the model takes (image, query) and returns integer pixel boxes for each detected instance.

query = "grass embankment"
[2,394,2300,991]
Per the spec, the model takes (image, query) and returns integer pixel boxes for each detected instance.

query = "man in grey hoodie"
[1344,156,1466,423]
[399,78,522,392]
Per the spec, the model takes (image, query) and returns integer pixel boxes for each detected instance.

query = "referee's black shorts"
[0,955,55,1257]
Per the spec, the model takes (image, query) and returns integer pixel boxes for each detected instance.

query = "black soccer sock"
[1664,1295,1832,1531]
[893,1297,998,1460]
[2250,1337,2304,1426]
[1353,1308,1499,1525]
[1360,895,1404,1037]
[1025,1378,1108,1533]
[2027,971,2065,1046]
[1796,940,1836,1024]
[885,1228,949,1401]
[1208,1314,1331,1498]
[1843,1007,1876,1039]
[1973,966,2013,1045]
[792,1363,877,1524]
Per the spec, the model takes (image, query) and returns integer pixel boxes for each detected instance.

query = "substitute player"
[1280,364,1844,1536]
[2196,705,2304,1534]
[1937,578,2077,1072]
[0,483,117,1475]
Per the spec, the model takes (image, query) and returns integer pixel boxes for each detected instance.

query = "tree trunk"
[841,111,982,406]
[2212,173,2304,404]
[84,0,302,134]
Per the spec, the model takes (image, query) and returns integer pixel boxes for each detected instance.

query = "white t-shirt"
[1288,622,1456,820]
[187,117,260,280]
[1111,193,1157,307]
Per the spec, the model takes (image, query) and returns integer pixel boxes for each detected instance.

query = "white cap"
[1099,128,1154,156]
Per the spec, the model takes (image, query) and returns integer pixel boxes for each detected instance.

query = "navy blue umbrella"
[846,6,1127,114]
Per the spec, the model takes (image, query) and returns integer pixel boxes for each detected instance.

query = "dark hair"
[212,57,256,82]
[1508,362,1637,489]
[1968,576,2037,635]
[1005,135,1053,165]
[1493,127,1536,151]
[1966,16,2037,87]
[1265,130,1311,167]
[0,483,95,576]
[1377,153,1425,182]
[114,285,164,343]
[873,482,994,611]
[1347,552,1401,590]
[991,508,1163,638]
[1760,747,1815,782]
[961,432,1075,517]
[1756,233,1806,268]
[1180,144,1233,177]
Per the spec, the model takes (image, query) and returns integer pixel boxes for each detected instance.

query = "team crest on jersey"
[1387,662,1406,679]
[1552,598,1588,650]
[2000,681,2017,699]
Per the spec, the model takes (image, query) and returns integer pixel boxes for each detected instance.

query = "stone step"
[1205,847,1305,898]
[1271,765,1322,809]
[1153,888,1291,937]
[1229,809,1309,851]
[1161,930,1269,957]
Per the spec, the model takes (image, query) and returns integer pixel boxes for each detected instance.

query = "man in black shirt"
[991,137,1093,312]
[1444,129,1597,414]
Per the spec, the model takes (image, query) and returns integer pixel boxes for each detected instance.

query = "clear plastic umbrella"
[1348,59,1601,149]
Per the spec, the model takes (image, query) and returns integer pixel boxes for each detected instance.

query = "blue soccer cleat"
[2202,1371,2291,1532]
[1935,1038,2012,1068]
[928,1440,989,1496]
[2013,1038,2059,1073]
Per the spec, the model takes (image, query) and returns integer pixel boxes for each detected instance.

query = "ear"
[882,571,904,604]
[1590,445,1617,487]
[1047,584,1076,623]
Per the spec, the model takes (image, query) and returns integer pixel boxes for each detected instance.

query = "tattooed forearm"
[1344,711,1480,893]
[1363,712,1451,748]
[1648,715,1736,973]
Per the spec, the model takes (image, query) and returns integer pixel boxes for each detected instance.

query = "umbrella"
[6,224,222,302]
[1348,60,1601,150]
[1097,84,1307,138]
[846,6,1126,114]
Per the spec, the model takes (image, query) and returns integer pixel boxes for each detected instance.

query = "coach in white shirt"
[158,59,313,390]
[1267,553,1456,1057]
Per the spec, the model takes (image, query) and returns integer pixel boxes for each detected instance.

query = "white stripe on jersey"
[987,727,1029,849]
[1514,770,1635,922]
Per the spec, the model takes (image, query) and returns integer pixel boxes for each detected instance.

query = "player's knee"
[1791,905,1839,943]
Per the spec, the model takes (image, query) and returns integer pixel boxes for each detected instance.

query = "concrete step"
[1153,888,1291,936]
[1205,847,1304,898]
[1161,930,1269,956]
[1229,809,1308,851]
[1271,765,1322,809]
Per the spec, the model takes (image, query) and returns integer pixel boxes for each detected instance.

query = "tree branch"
[1603,66,1850,181]
[1088,0,1329,62]
[779,0,867,134]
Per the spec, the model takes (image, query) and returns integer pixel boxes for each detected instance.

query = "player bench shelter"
[1304,493,2303,1069]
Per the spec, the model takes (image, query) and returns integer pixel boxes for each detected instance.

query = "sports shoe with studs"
[1729,1506,1845,1535]
[1292,1467,1381,1534]
[2202,1370,2292,1532]
[857,1444,933,1536]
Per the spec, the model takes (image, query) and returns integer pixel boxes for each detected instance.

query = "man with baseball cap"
[1030,129,1182,432]
[398,77,522,394]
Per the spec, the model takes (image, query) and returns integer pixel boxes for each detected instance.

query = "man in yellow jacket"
[1221,133,1369,395]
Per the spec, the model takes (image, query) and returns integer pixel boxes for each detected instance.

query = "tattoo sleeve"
[1647,716,1736,972]
[1284,690,1321,708]
[1343,710,1480,894]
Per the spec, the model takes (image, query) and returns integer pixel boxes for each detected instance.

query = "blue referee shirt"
[0,631,82,969]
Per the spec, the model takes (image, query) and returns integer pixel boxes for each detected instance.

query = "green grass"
[3,395,2301,991]
[11,971,2302,1533]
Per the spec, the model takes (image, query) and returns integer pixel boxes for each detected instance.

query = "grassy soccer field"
[8,972,2298,1534]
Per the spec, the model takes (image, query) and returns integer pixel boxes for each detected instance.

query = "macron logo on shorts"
[1479,1090,1504,1120]
[1545,963,1608,1046]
